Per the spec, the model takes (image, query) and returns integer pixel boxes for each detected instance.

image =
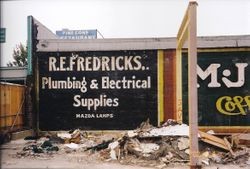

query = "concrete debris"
[123,138,160,158]
[206,130,215,135]
[79,138,96,148]
[200,151,210,165]
[201,151,209,158]
[16,140,59,158]
[164,151,174,160]
[142,124,189,137]
[110,149,117,160]
[221,148,249,164]
[14,120,250,168]
[57,129,82,144]
[184,149,190,155]
[108,141,120,160]
[138,118,153,132]
[57,133,72,139]
[124,138,142,157]
[246,157,250,165]
[201,158,210,165]
[65,143,79,149]
[177,137,189,150]
[108,141,119,150]
[122,136,190,162]
[127,130,138,138]
[161,119,180,127]
[210,152,222,163]
[140,143,160,154]
[85,138,114,152]
[155,163,167,169]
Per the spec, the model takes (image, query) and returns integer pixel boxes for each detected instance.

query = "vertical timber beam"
[176,1,199,168]
[188,2,199,168]
[158,50,164,125]
[175,43,183,122]
[176,1,189,123]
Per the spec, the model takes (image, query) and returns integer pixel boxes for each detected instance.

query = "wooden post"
[188,2,199,168]
[176,1,200,168]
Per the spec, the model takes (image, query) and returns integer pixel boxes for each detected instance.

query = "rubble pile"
[87,120,250,167]
[15,119,250,167]
[16,138,59,159]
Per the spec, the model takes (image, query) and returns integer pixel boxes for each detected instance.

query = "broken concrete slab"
[177,137,189,150]
[142,124,189,137]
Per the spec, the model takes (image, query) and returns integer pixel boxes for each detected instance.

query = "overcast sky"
[1,0,250,66]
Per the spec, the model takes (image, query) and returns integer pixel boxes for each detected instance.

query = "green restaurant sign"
[182,51,250,127]
[0,28,6,43]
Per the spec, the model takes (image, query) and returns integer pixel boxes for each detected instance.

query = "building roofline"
[0,66,27,70]
[37,35,250,52]
[30,16,250,51]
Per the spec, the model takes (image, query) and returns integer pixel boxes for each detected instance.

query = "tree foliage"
[7,43,28,67]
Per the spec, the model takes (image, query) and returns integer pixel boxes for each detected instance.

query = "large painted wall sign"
[182,51,250,126]
[37,50,158,130]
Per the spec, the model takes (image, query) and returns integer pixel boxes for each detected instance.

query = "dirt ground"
[1,139,249,169]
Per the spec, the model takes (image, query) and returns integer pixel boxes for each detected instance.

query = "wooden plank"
[201,138,229,151]
[199,131,231,151]
[232,134,250,147]
[224,137,235,156]
[199,131,226,146]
